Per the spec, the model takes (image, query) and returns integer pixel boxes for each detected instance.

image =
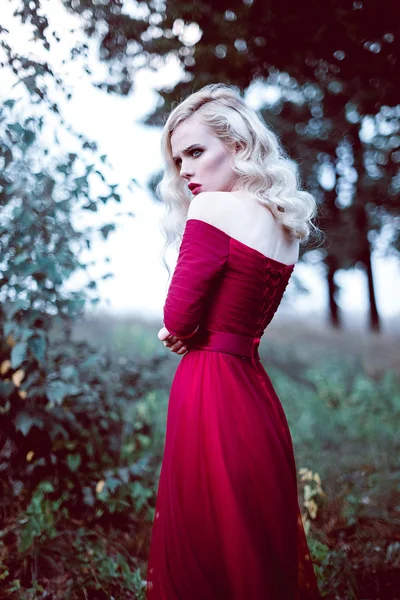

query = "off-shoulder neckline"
[186,218,296,270]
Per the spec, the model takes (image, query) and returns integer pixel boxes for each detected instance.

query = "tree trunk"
[326,257,340,328]
[360,247,380,332]
[350,124,381,333]
[353,198,381,333]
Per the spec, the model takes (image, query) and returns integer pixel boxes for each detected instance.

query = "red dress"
[146,218,321,600]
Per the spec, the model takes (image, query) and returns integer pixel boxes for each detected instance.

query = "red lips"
[188,183,201,194]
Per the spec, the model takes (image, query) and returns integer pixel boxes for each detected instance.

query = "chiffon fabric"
[146,218,321,600]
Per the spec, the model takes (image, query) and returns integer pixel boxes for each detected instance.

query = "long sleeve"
[163,219,230,339]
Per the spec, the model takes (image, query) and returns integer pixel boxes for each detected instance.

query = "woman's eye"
[192,149,202,157]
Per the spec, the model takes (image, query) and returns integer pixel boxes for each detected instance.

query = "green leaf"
[67,454,82,472]
[67,297,86,314]
[56,164,68,175]
[60,365,78,380]
[11,342,27,369]
[100,224,116,239]
[74,175,88,188]
[28,336,46,363]
[15,413,44,436]
[82,201,97,211]
[46,381,69,405]
[6,579,21,592]
[105,476,121,493]
[46,381,81,405]
[7,123,24,136]
[40,481,55,493]
[4,148,13,167]
[83,486,95,506]
[81,355,101,369]
[0,381,14,401]
[6,299,26,319]
[23,129,36,146]
[13,252,30,266]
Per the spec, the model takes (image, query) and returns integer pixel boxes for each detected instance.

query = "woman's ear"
[234,141,244,153]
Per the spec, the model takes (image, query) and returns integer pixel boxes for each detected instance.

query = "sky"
[1,0,399,328]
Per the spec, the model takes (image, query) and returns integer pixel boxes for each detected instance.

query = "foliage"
[0,11,155,596]
[262,338,400,598]
[41,0,397,112]
[2,306,400,597]
[309,538,358,599]
[298,468,327,535]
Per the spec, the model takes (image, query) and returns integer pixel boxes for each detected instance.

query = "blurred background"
[0,1,399,598]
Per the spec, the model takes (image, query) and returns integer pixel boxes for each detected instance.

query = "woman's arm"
[162,217,230,339]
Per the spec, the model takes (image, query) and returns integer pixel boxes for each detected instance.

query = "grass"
[4,311,398,598]
[75,311,400,599]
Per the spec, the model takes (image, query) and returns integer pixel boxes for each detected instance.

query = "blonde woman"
[147,84,321,599]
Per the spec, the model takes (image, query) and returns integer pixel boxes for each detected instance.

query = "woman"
[146,83,321,599]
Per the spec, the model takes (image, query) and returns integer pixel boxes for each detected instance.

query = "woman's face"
[170,112,239,197]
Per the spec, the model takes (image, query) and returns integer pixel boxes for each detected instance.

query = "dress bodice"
[163,218,295,352]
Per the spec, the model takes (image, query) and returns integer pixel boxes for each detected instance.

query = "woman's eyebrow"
[172,144,200,162]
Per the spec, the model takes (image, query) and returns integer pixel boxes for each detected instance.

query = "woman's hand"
[158,326,188,355]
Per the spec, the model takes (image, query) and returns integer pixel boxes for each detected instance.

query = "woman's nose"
[180,161,193,179]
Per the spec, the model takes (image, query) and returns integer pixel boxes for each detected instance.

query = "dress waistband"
[189,330,261,360]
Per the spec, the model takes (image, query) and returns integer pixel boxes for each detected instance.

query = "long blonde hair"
[158,83,319,276]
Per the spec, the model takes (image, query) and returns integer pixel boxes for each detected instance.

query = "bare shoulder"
[187,190,273,232]
[187,191,236,224]
[187,191,261,237]
[187,191,299,265]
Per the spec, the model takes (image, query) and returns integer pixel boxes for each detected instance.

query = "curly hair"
[157,83,320,276]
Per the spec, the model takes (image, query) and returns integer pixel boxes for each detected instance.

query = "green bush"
[0,84,157,597]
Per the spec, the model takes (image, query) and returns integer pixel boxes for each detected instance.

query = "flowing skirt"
[146,349,320,599]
